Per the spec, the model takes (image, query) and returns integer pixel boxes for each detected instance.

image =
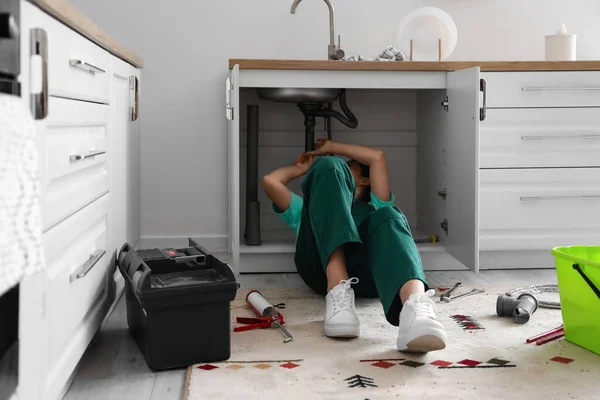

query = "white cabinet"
[30,2,110,104]
[109,56,141,293]
[444,68,481,271]
[17,2,142,399]
[41,194,112,400]
[479,71,600,269]
[40,98,110,231]
[480,108,600,169]
[480,168,600,250]
[227,67,600,274]
[226,65,483,273]
[483,71,600,108]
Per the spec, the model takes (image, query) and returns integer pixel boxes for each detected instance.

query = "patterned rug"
[185,286,599,399]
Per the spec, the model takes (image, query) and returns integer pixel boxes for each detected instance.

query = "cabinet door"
[109,57,140,280]
[18,5,50,400]
[446,67,481,272]
[226,65,240,273]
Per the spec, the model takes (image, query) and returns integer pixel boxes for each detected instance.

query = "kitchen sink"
[256,88,340,103]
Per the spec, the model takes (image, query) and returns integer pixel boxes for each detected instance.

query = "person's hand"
[306,138,335,157]
[293,152,314,175]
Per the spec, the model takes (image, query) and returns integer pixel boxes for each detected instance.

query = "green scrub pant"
[294,156,428,326]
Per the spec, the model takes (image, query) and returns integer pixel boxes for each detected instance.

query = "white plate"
[397,7,458,61]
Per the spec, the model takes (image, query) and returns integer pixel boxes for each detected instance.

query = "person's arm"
[309,140,391,201]
[261,153,313,211]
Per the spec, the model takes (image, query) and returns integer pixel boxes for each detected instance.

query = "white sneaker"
[324,278,360,338]
[397,289,447,352]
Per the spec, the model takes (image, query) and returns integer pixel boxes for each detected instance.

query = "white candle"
[545,24,576,61]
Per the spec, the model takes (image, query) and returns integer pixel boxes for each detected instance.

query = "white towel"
[0,94,44,297]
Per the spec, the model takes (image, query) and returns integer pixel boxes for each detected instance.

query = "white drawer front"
[43,194,110,367]
[482,72,600,108]
[38,9,110,103]
[41,97,109,231]
[480,108,600,168]
[479,168,600,250]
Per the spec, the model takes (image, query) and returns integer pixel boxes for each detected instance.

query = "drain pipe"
[244,105,261,246]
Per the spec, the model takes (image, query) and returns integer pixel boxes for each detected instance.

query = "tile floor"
[64,269,558,399]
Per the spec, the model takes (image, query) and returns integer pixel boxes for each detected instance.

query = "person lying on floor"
[261,139,448,353]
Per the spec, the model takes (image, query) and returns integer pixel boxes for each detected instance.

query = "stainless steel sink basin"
[256,88,340,103]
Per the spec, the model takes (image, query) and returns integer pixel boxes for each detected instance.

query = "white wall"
[68,0,600,249]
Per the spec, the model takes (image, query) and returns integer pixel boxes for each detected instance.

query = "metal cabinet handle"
[129,75,139,121]
[69,59,106,75]
[522,87,600,91]
[69,150,106,162]
[521,135,600,140]
[225,77,233,120]
[70,250,106,282]
[30,28,48,120]
[480,78,487,122]
[521,196,600,201]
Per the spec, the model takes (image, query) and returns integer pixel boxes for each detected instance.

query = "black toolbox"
[117,238,238,371]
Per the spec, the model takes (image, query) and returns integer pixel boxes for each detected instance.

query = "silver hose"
[504,284,561,309]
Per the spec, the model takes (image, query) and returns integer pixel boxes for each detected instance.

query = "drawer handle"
[521,135,600,140]
[70,150,106,163]
[70,249,106,282]
[225,77,233,120]
[30,28,48,120]
[129,75,139,121]
[520,196,600,202]
[69,59,106,75]
[522,87,600,91]
[480,78,487,122]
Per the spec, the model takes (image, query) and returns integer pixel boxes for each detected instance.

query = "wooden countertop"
[30,0,144,68]
[230,59,600,72]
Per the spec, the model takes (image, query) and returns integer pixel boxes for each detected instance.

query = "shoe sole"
[324,323,360,338]
[399,335,446,353]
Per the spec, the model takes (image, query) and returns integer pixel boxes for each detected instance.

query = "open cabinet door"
[446,67,480,272]
[226,65,240,273]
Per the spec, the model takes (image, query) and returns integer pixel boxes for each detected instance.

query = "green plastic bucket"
[551,246,600,356]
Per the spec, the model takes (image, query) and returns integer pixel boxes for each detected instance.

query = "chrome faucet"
[290,0,345,60]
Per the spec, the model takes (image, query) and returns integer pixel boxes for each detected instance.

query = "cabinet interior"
[237,88,470,272]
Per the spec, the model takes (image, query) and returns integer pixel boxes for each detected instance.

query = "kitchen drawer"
[41,97,109,231]
[37,9,110,103]
[43,194,110,367]
[479,168,600,251]
[482,71,600,108]
[480,108,600,168]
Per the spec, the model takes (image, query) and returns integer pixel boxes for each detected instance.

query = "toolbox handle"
[189,238,237,279]
[173,255,207,264]
[117,243,151,295]
[188,238,212,257]
[573,263,600,301]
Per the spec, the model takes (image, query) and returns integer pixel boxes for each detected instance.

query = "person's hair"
[356,161,371,202]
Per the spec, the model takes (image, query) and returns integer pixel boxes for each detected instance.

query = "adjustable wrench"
[442,288,486,303]
[440,282,462,302]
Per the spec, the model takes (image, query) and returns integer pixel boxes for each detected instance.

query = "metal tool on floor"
[441,288,486,303]
[440,282,462,302]
[527,325,564,346]
[414,235,439,244]
[496,293,539,324]
[233,290,293,343]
